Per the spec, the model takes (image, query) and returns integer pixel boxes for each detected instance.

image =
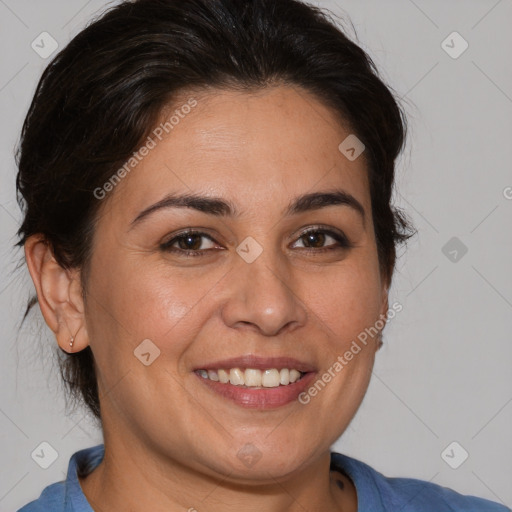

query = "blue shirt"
[18,444,510,511]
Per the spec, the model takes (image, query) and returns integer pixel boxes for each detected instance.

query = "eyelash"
[160,227,352,257]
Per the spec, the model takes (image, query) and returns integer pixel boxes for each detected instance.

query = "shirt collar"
[330,451,386,511]
[65,444,104,511]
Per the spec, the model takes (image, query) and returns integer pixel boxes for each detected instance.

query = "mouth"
[195,367,306,388]
[193,356,317,408]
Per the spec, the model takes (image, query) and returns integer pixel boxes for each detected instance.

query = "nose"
[220,249,308,337]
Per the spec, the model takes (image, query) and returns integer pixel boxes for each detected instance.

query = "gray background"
[1,0,511,510]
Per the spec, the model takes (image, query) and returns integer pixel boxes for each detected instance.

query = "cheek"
[302,257,384,346]
[123,264,220,335]
[88,254,224,359]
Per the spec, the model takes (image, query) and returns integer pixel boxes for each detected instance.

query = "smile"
[195,367,305,388]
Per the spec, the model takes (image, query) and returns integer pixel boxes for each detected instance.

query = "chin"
[219,437,319,482]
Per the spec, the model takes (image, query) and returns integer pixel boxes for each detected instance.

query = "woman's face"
[83,85,389,481]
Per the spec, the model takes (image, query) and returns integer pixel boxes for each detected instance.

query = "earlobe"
[377,282,390,350]
[380,286,389,320]
[24,235,89,353]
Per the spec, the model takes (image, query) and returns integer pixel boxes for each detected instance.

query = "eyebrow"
[129,189,365,229]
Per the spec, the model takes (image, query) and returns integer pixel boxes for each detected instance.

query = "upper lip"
[194,355,317,373]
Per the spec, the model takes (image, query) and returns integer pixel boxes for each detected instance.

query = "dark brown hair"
[15,0,415,421]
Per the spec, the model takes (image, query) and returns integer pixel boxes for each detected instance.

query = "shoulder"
[17,481,66,511]
[375,473,510,512]
[331,452,510,512]
[16,444,104,512]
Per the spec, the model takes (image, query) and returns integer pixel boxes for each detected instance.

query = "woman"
[15,0,509,510]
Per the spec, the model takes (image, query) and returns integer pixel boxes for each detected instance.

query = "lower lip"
[195,372,317,409]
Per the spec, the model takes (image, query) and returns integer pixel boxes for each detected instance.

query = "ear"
[377,277,390,350]
[379,281,389,320]
[24,235,89,353]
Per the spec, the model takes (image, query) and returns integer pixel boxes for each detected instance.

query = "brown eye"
[160,231,219,257]
[292,228,352,253]
[175,234,205,251]
[302,231,328,248]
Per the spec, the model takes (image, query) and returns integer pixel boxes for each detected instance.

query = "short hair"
[15,0,415,421]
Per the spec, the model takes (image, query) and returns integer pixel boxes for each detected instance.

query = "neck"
[79,431,357,512]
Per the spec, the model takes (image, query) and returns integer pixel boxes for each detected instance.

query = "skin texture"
[25,85,389,511]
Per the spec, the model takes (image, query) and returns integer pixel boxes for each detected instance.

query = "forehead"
[102,85,370,223]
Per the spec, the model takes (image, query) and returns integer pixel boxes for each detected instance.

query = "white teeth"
[244,369,262,386]
[218,369,229,383]
[229,368,244,385]
[207,370,219,381]
[262,369,280,387]
[198,367,304,387]
[289,369,301,383]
